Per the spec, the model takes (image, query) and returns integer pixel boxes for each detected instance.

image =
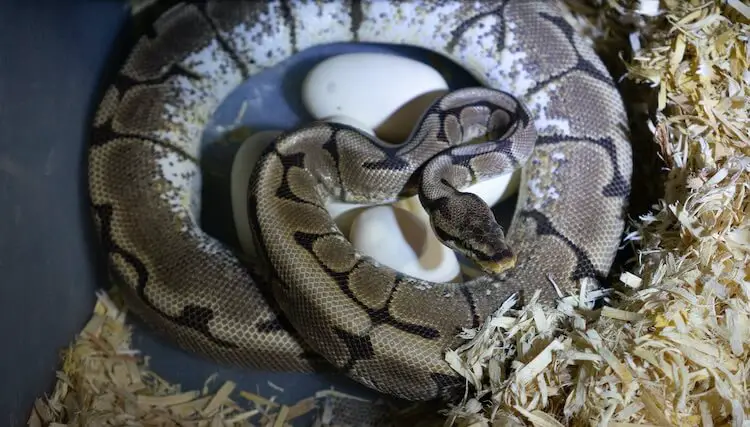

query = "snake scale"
[88,0,632,402]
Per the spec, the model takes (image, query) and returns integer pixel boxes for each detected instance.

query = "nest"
[29,1,749,426]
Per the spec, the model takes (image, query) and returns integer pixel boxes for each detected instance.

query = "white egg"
[349,205,461,283]
[302,52,449,139]
[230,130,281,258]
[320,115,375,137]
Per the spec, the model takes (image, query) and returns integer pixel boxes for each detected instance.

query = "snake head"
[426,192,517,275]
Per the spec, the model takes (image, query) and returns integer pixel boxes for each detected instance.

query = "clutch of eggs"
[232,52,520,283]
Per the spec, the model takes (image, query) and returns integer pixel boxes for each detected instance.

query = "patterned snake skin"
[88,0,632,402]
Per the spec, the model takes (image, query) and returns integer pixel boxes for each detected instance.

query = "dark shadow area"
[81,0,141,300]
[0,1,129,424]
[199,128,248,251]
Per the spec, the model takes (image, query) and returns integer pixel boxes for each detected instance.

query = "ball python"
[88,0,632,402]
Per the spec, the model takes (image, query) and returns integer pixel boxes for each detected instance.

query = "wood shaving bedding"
[444,1,750,426]
[26,287,398,427]
[27,289,322,427]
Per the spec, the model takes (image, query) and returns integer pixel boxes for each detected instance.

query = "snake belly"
[88,0,632,402]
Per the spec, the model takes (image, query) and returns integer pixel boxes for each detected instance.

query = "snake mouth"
[476,252,517,275]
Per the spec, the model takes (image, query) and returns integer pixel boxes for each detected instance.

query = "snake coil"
[88,0,631,401]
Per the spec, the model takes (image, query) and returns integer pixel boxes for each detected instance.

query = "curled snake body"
[88,0,632,402]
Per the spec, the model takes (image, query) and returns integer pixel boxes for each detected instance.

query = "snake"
[88,0,632,402]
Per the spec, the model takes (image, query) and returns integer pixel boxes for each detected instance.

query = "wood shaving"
[26,289,321,427]
[444,1,750,426]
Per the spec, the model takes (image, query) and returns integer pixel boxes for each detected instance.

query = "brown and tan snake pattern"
[88,0,632,402]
